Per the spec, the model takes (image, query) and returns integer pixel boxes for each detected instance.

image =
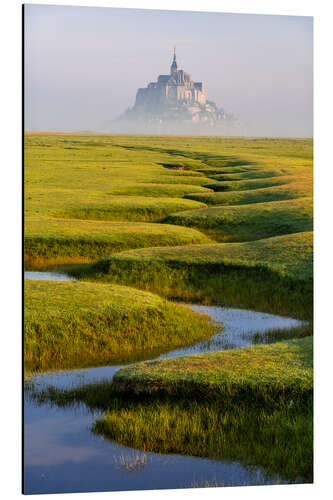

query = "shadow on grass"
[67,259,313,321]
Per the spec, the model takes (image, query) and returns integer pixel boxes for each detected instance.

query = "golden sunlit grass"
[25,216,211,268]
[24,133,313,482]
[185,181,312,206]
[24,279,218,371]
[72,232,313,318]
[163,197,313,242]
[113,337,313,404]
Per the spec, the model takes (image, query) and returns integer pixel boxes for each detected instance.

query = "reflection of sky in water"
[25,400,285,494]
[25,271,76,281]
[24,272,302,493]
[161,305,304,357]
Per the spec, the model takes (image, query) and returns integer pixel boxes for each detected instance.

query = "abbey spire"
[170,46,178,75]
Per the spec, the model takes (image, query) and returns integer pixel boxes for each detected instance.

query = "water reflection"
[24,271,303,494]
[160,305,304,358]
[25,271,76,281]
[25,400,286,494]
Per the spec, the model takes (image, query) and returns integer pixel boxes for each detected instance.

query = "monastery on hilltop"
[108,50,235,133]
[135,48,207,110]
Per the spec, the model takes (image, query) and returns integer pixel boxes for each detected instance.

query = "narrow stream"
[24,271,304,494]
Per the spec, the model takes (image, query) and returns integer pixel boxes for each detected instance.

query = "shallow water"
[24,271,303,494]
[25,271,76,281]
[161,305,304,357]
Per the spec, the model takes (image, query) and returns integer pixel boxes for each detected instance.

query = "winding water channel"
[24,271,304,494]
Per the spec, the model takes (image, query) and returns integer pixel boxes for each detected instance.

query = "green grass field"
[24,279,217,371]
[25,134,212,223]
[25,216,211,268]
[163,197,313,241]
[25,133,312,267]
[72,231,312,318]
[185,181,312,206]
[113,336,312,405]
[24,133,313,482]
[203,175,311,191]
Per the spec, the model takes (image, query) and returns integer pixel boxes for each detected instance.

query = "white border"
[1,1,332,499]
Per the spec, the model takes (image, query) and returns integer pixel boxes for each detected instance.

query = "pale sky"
[24,4,313,137]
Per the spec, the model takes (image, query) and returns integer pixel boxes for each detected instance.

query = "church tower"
[134,50,207,111]
[170,47,178,76]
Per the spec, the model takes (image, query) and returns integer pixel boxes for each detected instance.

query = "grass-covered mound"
[185,182,312,206]
[113,337,313,406]
[40,195,207,222]
[208,167,296,180]
[102,337,312,482]
[73,232,313,318]
[204,175,309,192]
[106,182,212,197]
[163,198,313,242]
[25,216,211,269]
[24,279,218,371]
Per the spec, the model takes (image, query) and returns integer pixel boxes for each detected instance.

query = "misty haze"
[24,5,313,137]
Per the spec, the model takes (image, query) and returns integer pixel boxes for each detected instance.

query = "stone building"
[109,50,235,133]
[134,49,206,112]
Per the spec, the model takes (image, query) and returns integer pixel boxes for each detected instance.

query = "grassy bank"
[163,198,313,242]
[24,279,218,371]
[113,337,312,406]
[49,196,207,222]
[102,337,313,481]
[95,398,312,483]
[25,216,210,269]
[203,175,310,192]
[105,182,212,197]
[185,182,312,206]
[70,232,313,319]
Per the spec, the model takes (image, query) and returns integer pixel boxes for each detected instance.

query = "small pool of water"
[25,271,76,281]
[24,271,303,494]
